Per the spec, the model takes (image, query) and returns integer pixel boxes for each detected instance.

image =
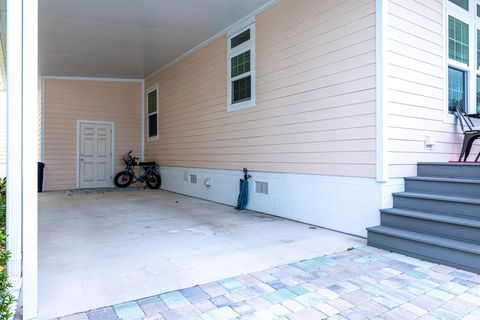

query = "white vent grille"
[255,181,269,195]
[189,174,197,184]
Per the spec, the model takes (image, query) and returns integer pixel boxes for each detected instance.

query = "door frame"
[76,120,115,188]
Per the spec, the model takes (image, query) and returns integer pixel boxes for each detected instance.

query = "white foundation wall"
[159,166,404,237]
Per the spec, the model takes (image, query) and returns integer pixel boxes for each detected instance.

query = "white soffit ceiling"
[39,0,273,79]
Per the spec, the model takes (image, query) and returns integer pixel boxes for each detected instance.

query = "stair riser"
[417,164,480,179]
[393,196,480,219]
[367,231,480,274]
[405,180,480,197]
[381,213,480,243]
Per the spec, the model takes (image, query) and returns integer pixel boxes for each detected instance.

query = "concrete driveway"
[38,189,363,319]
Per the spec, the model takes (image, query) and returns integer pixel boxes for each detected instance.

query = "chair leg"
[459,136,471,161]
[464,136,478,162]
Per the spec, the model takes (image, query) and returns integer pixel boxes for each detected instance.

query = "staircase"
[367,162,480,274]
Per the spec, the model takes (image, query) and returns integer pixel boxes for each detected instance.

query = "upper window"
[147,87,158,139]
[447,0,480,114]
[227,21,256,111]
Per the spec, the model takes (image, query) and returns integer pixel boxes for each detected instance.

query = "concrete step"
[417,162,480,179]
[405,176,480,197]
[380,208,480,243]
[393,192,480,219]
[367,226,480,274]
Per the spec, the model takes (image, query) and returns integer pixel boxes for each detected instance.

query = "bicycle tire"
[114,171,133,188]
[146,173,161,189]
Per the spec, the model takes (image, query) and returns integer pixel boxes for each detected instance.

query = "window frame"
[445,0,480,121]
[227,20,256,112]
[147,86,159,141]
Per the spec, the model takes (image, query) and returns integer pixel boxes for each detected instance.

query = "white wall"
[160,166,404,237]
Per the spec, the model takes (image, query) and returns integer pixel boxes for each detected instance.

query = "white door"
[79,122,113,188]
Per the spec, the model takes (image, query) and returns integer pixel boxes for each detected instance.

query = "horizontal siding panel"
[389,0,442,31]
[156,114,376,142]
[160,101,375,134]
[162,83,375,126]
[389,127,463,144]
[388,51,443,78]
[157,140,376,155]
[145,0,377,177]
[157,126,376,148]
[385,0,465,177]
[158,162,376,177]
[387,25,442,55]
[160,99,375,134]
[154,152,375,164]
[389,114,458,133]
[44,80,142,190]
[388,33,443,64]
[387,77,443,100]
[387,64,442,89]
[388,89,443,110]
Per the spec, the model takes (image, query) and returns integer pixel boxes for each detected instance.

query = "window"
[447,0,480,114]
[147,87,158,139]
[227,21,255,111]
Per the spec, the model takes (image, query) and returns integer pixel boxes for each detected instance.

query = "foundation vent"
[255,181,269,195]
[189,174,197,184]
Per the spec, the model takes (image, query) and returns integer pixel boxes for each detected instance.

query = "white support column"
[6,0,23,282]
[22,1,39,318]
[376,0,389,182]
[7,0,39,318]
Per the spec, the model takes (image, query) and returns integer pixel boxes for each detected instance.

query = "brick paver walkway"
[57,246,480,320]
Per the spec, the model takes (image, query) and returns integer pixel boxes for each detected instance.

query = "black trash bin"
[38,162,45,192]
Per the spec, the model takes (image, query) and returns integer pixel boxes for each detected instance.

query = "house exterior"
[40,0,471,237]
[4,0,480,318]
[41,79,142,190]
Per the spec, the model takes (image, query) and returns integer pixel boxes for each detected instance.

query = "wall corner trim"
[376,0,389,182]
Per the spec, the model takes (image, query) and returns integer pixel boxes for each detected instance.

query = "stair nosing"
[393,192,480,204]
[380,208,480,228]
[418,162,480,166]
[367,226,480,254]
[405,176,480,184]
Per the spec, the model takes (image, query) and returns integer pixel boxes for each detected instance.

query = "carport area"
[38,189,363,319]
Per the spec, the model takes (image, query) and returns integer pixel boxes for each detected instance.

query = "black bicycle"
[114,151,161,189]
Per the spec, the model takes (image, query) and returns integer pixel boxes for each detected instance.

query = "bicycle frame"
[124,159,159,184]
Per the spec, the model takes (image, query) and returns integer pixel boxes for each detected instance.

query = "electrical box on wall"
[204,178,212,187]
[424,135,435,150]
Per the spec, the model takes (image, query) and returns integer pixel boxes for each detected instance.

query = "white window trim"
[147,86,159,141]
[227,19,256,112]
[445,0,480,123]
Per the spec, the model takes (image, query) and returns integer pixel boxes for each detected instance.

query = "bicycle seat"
[139,161,156,166]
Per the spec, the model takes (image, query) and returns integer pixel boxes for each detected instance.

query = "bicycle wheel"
[114,171,133,188]
[146,173,161,189]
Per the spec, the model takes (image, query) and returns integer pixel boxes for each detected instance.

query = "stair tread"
[393,192,480,204]
[418,162,480,167]
[367,226,480,254]
[405,176,480,184]
[381,208,480,227]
